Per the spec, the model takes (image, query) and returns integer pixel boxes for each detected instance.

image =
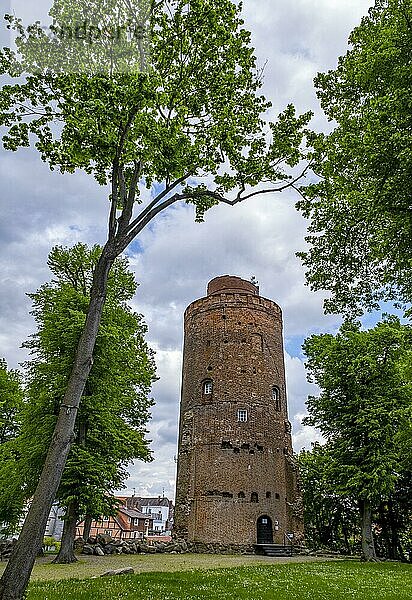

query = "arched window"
[251,492,258,503]
[272,386,281,411]
[203,380,213,395]
[238,491,245,499]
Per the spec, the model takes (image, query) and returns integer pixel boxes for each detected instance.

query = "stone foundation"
[187,541,255,555]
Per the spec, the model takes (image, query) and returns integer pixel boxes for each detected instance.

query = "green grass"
[26,561,412,600]
[0,552,292,581]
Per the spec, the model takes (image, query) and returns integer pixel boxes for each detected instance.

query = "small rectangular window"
[237,409,248,422]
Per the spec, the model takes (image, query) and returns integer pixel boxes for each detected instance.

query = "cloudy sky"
[1,0,374,500]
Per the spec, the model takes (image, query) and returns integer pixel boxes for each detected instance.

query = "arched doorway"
[257,515,273,544]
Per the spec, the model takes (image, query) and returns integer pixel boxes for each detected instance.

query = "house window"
[237,409,248,422]
[251,492,258,503]
[266,491,271,499]
[203,380,213,395]
[238,491,245,499]
[272,386,281,411]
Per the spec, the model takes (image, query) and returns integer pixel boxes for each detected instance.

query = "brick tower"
[174,276,303,551]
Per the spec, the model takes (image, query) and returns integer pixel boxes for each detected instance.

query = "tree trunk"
[53,501,78,564]
[342,525,351,555]
[360,499,377,561]
[0,245,115,600]
[83,515,93,542]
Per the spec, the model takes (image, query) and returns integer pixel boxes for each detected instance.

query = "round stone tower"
[174,276,303,551]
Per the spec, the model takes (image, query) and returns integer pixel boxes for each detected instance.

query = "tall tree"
[303,318,412,560]
[297,0,412,316]
[0,359,23,446]
[15,243,155,563]
[0,1,313,596]
[298,444,360,554]
[0,361,24,536]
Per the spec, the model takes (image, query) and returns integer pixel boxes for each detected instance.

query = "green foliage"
[375,469,412,560]
[303,318,412,503]
[0,359,24,445]
[24,562,412,600]
[0,0,312,218]
[297,0,412,316]
[298,444,360,553]
[42,537,60,554]
[14,243,156,519]
[302,318,412,560]
[0,360,25,533]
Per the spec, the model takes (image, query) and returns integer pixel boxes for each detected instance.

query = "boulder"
[104,544,117,555]
[97,534,114,546]
[95,546,105,556]
[101,567,134,577]
[82,544,95,555]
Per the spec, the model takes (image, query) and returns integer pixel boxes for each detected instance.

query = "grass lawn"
[21,559,412,600]
[0,553,312,581]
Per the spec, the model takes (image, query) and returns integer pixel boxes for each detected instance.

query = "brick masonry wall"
[174,276,304,547]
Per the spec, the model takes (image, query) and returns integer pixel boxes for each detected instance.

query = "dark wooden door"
[257,515,273,544]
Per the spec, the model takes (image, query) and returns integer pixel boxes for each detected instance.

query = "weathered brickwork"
[174,276,304,548]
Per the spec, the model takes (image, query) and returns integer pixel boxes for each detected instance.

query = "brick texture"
[174,276,304,547]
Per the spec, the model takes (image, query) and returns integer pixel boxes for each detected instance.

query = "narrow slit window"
[203,380,213,395]
[272,386,281,411]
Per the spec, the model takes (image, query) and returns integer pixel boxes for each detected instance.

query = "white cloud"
[292,412,325,452]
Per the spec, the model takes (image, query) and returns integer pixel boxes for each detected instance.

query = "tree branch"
[123,173,191,235]
[108,163,119,241]
[117,192,185,252]
[117,160,143,234]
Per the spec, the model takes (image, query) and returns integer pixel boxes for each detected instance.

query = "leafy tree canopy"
[303,317,412,559]
[18,243,156,519]
[297,0,412,316]
[0,359,23,446]
[1,0,313,230]
[0,360,24,534]
[298,444,360,554]
[303,318,412,503]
